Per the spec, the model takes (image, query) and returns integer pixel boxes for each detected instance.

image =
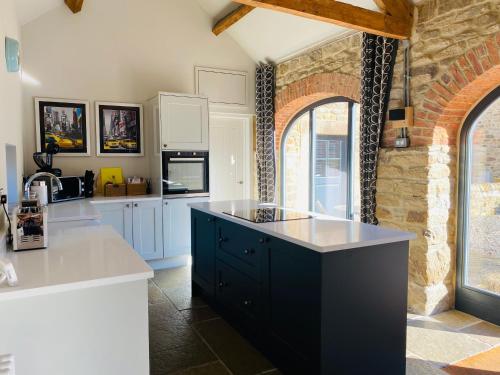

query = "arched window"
[281,97,360,220]
[457,86,500,324]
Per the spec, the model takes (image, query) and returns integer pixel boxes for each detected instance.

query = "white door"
[97,202,133,246]
[160,94,209,151]
[209,114,252,201]
[132,200,163,260]
[163,197,209,258]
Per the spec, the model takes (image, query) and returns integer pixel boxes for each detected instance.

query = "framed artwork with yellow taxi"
[95,101,144,157]
[35,97,91,156]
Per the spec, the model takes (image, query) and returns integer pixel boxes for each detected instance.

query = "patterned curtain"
[360,33,399,224]
[255,64,276,203]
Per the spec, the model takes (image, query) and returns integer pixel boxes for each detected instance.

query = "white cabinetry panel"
[163,197,209,258]
[98,202,133,247]
[132,201,163,261]
[196,67,248,107]
[160,94,209,151]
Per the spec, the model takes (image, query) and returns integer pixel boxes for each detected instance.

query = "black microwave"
[35,176,85,203]
[162,151,209,197]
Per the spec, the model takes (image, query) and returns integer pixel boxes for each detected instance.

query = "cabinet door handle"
[163,144,167,148]
[243,299,253,306]
[207,218,212,223]
[218,237,227,243]
[165,202,168,206]
[259,238,265,244]
[244,249,255,255]
[218,281,228,288]
[125,204,130,208]
[134,203,138,207]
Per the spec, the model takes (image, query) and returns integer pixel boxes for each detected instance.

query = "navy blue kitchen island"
[190,200,415,375]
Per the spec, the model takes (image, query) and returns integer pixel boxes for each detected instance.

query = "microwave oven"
[35,176,85,203]
[162,151,209,197]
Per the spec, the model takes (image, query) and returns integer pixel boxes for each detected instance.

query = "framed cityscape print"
[35,98,91,156]
[95,102,144,157]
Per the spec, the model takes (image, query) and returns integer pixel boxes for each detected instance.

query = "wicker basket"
[127,182,147,196]
[104,183,126,197]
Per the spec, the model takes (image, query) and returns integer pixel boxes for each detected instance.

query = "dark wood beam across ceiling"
[213,5,255,36]
[231,0,413,39]
[65,0,84,14]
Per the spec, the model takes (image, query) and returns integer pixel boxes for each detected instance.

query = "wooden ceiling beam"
[231,0,412,39]
[213,5,255,36]
[374,0,413,18]
[65,0,84,14]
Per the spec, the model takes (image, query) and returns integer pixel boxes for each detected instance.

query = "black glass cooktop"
[223,208,312,223]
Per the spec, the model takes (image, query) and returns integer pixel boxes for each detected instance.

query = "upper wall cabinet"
[195,67,248,109]
[160,93,209,151]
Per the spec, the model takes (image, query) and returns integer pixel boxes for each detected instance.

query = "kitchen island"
[189,200,415,375]
[0,200,153,375]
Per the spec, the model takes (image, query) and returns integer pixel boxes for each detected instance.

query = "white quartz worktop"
[189,200,416,253]
[1,197,155,301]
[0,225,153,301]
[47,195,162,223]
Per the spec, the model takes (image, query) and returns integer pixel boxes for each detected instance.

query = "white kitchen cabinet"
[132,200,163,261]
[160,93,209,151]
[94,199,163,260]
[98,202,133,246]
[163,197,209,258]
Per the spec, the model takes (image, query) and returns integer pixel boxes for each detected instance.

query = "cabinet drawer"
[216,260,262,323]
[216,220,266,281]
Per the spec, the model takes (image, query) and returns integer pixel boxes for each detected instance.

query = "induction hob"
[223,208,312,223]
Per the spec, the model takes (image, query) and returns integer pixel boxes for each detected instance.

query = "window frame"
[456,85,500,325]
[280,96,357,219]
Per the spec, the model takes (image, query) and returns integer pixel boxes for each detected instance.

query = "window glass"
[282,99,360,220]
[464,97,500,295]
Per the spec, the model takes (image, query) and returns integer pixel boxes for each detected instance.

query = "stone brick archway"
[412,33,500,147]
[274,72,360,151]
[377,32,500,315]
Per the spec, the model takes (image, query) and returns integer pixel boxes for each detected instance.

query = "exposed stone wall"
[274,0,500,314]
[276,33,362,93]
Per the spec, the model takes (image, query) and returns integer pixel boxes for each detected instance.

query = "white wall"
[0,0,23,235]
[21,0,256,178]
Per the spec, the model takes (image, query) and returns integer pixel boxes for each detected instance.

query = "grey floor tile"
[406,319,490,367]
[163,285,208,311]
[459,321,500,346]
[180,306,219,324]
[171,361,231,375]
[153,266,191,290]
[406,352,447,375]
[149,281,169,305]
[194,318,274,375]
[426,310,482,330]
[150,340,216,375]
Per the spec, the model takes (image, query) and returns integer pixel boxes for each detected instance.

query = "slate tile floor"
[149,267,500,375]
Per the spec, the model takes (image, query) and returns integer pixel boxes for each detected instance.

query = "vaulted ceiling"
[15,0,417,63]
[196,0,381,62]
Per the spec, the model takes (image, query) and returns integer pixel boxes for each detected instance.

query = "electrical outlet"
[0,195,7,205]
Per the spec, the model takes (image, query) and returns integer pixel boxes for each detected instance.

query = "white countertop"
[90,194,162,204]
[0,225,153,301]
[1,197,155,301]
[189,200,416,253]
[47,195,162,222]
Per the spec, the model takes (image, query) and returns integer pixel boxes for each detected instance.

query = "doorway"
[209,114,253,201]
[456,86,500,325]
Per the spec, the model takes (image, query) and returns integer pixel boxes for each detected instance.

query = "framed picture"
[35,98,91,156]
[95,102,144,157]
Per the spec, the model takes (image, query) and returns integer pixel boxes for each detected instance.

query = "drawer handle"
[218,281,228,288]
